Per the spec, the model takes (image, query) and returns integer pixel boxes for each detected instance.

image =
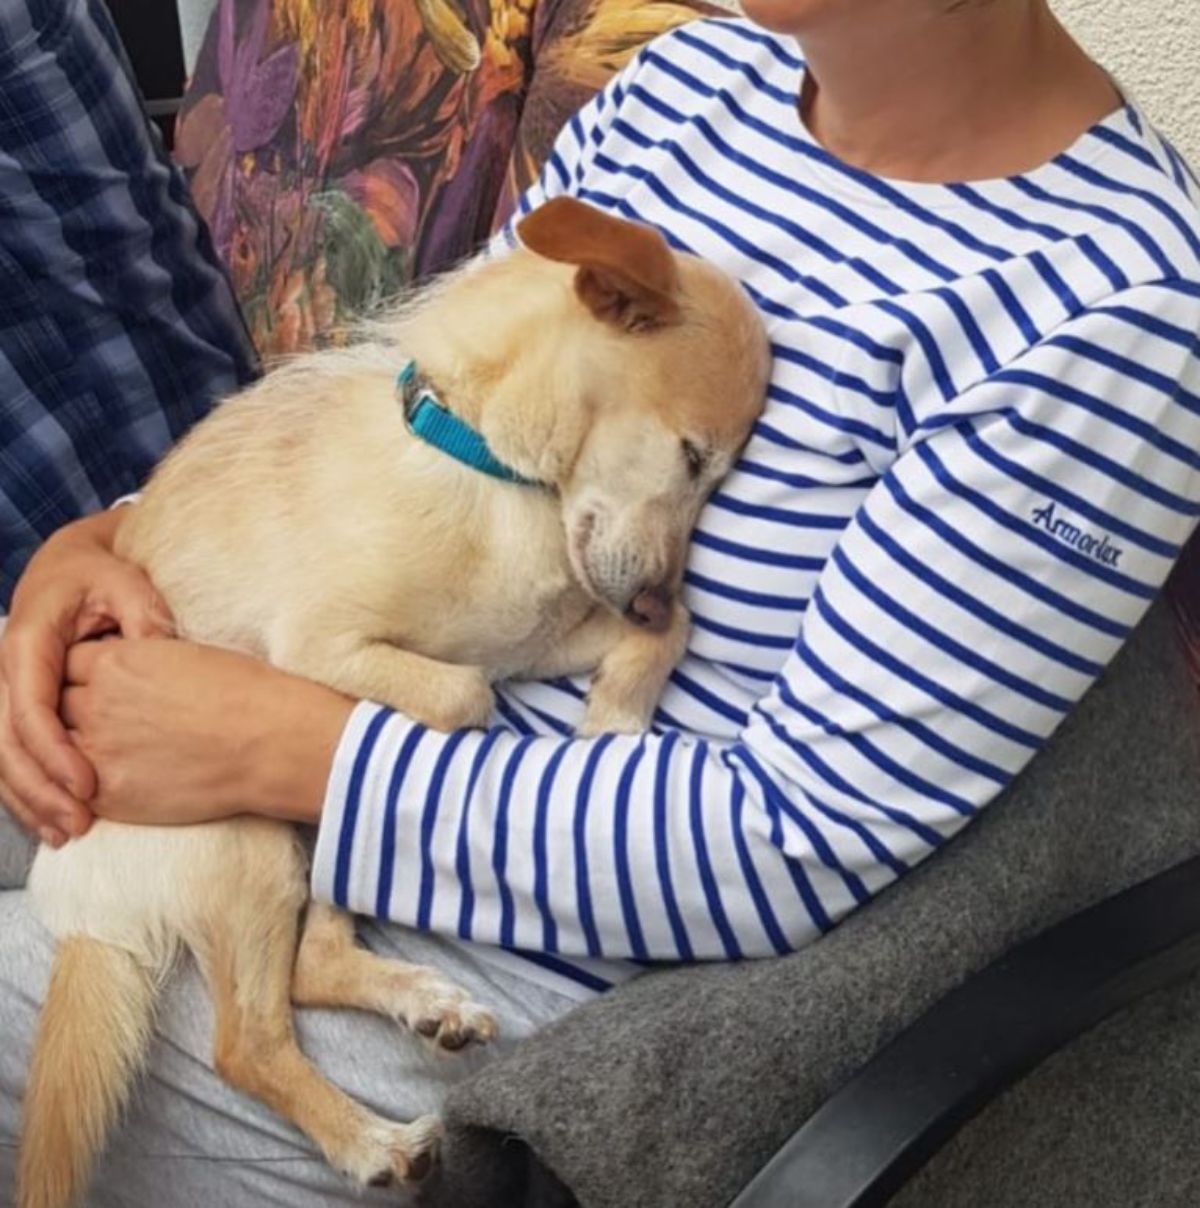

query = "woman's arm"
[302,282,1200,961]
[53,285,1200,956]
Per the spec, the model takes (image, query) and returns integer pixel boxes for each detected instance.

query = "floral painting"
[494,0,714,225]
[177,0,716,359]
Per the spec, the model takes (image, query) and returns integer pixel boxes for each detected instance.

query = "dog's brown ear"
[517,197,681,332]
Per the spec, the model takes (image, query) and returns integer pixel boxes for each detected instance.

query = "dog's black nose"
[626,585,673,632]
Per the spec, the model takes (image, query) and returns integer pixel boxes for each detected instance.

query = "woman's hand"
[60,638,355,827]
[0,509,172,845]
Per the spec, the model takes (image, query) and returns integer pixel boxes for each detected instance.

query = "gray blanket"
[429,597,1200,1208]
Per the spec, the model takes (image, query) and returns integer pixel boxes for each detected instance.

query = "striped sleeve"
[310,284,1200,961]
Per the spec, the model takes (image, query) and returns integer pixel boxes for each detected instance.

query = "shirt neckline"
[774,46,1134,212]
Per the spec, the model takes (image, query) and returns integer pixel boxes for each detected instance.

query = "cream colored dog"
[17,197,769,1208]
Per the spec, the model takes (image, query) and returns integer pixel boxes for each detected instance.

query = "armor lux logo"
[1030,501,1123,567]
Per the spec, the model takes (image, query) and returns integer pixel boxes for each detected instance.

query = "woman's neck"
[791,0,1121,183]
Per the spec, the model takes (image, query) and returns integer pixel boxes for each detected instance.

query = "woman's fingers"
[62,641,105,687]
[3,618,96,802]
[81,572,175,643]
[4,509,167,802]
[59,685,86,730]
[0,771,44,841]
[0,707,80,844]
[1,509,179,841]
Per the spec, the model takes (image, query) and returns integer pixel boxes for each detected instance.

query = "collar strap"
[396,360,542,488]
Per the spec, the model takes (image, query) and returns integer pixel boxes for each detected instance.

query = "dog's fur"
[17,198,769,1208]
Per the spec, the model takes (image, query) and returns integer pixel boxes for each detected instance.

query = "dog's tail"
[18,937,159,1208]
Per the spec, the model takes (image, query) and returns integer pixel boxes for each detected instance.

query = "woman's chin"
[739,0,858,37]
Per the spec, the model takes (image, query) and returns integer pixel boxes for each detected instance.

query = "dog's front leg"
[523,607,639,680]
[575,603,690,737]
[273,632,493,732]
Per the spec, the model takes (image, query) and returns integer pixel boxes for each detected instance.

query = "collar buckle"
[395,359,543,489]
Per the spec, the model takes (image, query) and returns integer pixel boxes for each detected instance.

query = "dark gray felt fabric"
[428,597,1200,1208]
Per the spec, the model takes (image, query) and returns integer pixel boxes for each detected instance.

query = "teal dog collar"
[396,360,541,488]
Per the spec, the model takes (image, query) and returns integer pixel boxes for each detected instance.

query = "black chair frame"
[731,856,1200,1208]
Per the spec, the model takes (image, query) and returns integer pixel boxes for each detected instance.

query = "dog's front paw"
[442,676,495,731]
[345,1114,443,1188]
[578,700,649,737]
[405,979,499,1053]
[412,668,495,732]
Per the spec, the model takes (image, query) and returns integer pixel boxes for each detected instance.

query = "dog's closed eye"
[681,438,707,480]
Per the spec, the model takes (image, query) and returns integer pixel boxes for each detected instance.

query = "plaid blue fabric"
[0,0,258,609]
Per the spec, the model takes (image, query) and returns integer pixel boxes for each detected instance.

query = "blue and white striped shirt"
[311,19,1200,998]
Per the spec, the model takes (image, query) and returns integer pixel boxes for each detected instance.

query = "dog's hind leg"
[292,902,497,1051]
[197,890,441,1187]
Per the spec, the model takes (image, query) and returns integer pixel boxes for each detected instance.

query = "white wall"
[1053,0,1199,166]
[177,0,218,74]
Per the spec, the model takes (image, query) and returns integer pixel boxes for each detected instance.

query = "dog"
[17,197,770,1208]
